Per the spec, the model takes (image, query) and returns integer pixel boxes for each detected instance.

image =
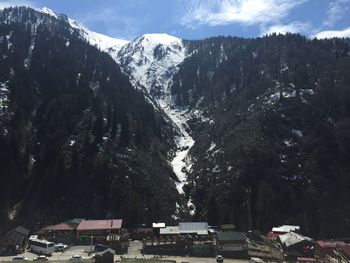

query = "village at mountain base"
[1,220,350,263]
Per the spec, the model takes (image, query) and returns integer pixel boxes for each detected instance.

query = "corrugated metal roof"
[340,245,350,257]
[160,226,179,235]
[77,219,122,231]
[316,241,346,248]
[68,218,84,226]
[42,223,76,231]
[272,225,300,233]
[179,222,208,235]
[152,223,165,228]
[96,248,115,256]
[220,224,236,231]
[217,231,246,241]
[15,227,30,236]
[267,231,281,238]
[279,232,313,247]
[1,226,30,245]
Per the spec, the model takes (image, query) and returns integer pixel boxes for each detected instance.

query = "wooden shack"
[0,226,29,255]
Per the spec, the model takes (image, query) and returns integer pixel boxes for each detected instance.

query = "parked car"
[34,255,48,261]
[249,258,265,263]
[216,255,224,263]
[54,243,68,252]
[70,255,82,260]
[12,255,28,261]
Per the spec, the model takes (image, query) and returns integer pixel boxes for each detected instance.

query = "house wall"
[41,230,76,244]
[77,230,120,241]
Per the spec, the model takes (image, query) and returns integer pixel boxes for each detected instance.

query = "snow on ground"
[292,129,303,138]
[116,33,193,194]
[0,81,9,112]
[24,31,36,69]
[264,87,315,105]
[207,142,216,152]
[187,199,196,216]
[7,201,22,221]
[159,100,195,194]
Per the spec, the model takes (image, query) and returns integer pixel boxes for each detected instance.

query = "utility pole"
[90,235,94,255]
[247,187,253,231]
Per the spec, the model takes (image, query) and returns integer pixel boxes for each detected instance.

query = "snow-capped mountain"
[117,33,186,97]
[117,34,195,196]
[0,6,179,225]
[5,6,195,197]
[24,7,195,195]
[38,7,129,57]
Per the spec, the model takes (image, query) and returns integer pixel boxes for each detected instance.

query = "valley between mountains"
[1,6,350,238]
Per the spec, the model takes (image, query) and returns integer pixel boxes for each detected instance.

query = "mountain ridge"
[36,7,130,57]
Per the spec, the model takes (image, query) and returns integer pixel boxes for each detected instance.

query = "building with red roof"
[77,219,122,232]
[316,240,348,261]
[76,219,126,251]
[39,221,80,244]
[339,245,350,258]
[76,219,127,253]
[42,223,76,232]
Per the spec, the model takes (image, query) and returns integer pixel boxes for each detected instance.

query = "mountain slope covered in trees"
[168,35,350,238]
[0,7,178,231]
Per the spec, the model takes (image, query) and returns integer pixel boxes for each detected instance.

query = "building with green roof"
[215,231,248,258]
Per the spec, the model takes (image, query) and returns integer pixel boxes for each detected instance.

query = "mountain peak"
[118,32,186,95]
[37,7,59,18]
[36,7,130,58]
[136,33,182,46]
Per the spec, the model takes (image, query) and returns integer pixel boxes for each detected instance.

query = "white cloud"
[0,0,35,10]
[323,0,350,27]
[313,26,350,39]
[261,22,311,36]
[181,0,307,27]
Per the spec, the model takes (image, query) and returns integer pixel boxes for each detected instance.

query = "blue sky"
[0,0,350,40]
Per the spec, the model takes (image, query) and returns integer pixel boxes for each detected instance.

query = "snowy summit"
[37,7,129,57]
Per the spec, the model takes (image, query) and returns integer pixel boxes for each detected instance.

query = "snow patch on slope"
[39,7,58,18]
[0,81,9,112]
[159,101,195,194]
[117,33,194,195]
